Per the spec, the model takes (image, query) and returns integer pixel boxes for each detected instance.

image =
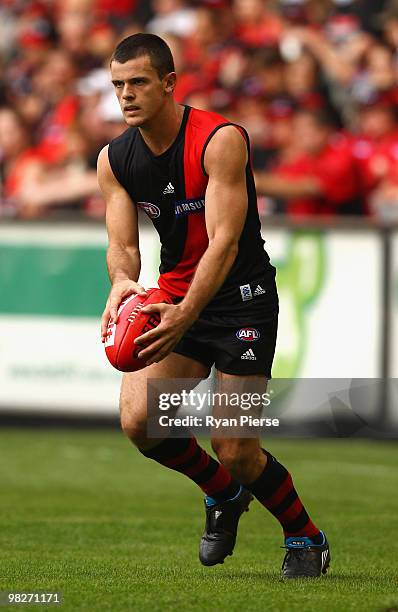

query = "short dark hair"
[110,33,175,79]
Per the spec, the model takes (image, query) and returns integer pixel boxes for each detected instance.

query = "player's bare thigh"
[120,352,210,449]
[210,370,268,483]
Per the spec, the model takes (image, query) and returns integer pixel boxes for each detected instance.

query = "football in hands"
[104,287,173,372]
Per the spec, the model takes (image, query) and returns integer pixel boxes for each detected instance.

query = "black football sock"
[246,450,321,540]
[140,435,241,503]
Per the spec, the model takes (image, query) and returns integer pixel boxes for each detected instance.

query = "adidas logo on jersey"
[253,284,266,296]
[163,182,174,195]
[241,348,256,360]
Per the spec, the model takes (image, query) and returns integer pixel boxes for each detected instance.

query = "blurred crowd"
[0,0,397,220]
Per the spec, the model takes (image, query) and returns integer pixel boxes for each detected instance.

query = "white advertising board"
[0,223,385,416]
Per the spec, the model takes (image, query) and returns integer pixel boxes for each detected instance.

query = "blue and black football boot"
[281,531,331,579]
[199,486,253,566]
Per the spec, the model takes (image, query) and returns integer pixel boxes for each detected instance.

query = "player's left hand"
[134,303,194,365]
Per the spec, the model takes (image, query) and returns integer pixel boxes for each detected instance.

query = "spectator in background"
[0,107,39,217]
[31,50,80,165]
[184,6,233,84]
[255,108,361,216]
[378,0,398,50]
[233,0,282,47]
[146,0,196,37]
[249,47,286,100]
[351,93,398,216]
[231,95,270,162]
[0,107,101,218]
[93,0,147,31]
[351,43,397,104]
[252,96,299,214]
[55,8,98,71]
[258,97,299,172]
[0,0,397,219]
[282,49,338,122]
[77,68,125,148]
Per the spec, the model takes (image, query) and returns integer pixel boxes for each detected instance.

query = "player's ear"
[163,72,177,94]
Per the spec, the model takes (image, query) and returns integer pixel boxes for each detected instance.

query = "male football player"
[98,32,330,578]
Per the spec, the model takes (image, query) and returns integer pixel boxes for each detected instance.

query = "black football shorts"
[173,310,278,377]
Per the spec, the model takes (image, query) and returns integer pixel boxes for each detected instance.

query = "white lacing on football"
[127,302,144,323]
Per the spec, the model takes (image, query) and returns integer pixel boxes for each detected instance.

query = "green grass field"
[0,429,397,612]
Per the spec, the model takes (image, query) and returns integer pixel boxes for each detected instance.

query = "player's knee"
[120,413,147,443]
[119,399,148,445]
[211,439,252,479]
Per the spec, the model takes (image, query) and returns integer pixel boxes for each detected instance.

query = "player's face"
[110,55,175,127]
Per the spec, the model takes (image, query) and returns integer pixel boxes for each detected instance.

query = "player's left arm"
[136,126,248,364]
[178,125,248,319]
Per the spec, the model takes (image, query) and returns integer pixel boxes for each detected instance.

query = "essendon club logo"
[137,201,161,219]
[236,328,260,341]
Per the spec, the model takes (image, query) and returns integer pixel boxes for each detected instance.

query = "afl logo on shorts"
[137,202,160,219]
[236,328,260,341]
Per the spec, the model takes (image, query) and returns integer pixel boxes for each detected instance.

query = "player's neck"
[139,103,185,157]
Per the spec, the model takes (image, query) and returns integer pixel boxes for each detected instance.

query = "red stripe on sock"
[284,520,320,538]
[162,437,197,468]
[184,449,210,477]
[277,497,303,524]
[202,466,233,497]
[262,474,293,509]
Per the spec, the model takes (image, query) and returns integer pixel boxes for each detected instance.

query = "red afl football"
[104,288,173,372]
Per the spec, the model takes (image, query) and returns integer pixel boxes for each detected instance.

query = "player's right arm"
[97,145,147,341]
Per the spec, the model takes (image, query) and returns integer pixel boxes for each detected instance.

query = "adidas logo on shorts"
[241,348,256,360]
[253,284,266,296]
[163,182,175,194]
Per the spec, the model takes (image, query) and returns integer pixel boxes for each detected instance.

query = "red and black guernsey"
[108,105,277,322]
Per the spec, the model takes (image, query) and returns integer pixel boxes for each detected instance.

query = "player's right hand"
[101,280,147,342]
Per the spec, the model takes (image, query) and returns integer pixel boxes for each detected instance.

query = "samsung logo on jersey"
[175,198,205,216]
